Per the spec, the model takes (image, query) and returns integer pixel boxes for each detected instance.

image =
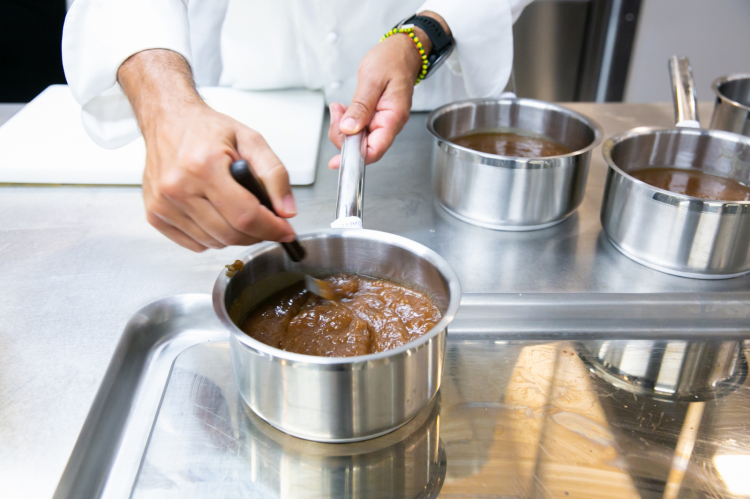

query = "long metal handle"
[335,130,367,223]
[668,56,700,128]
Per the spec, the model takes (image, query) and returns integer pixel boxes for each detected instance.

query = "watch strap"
[405,15,453,58]
[393,14,454,81]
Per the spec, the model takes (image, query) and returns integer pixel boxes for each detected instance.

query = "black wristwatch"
[394,14,454,80]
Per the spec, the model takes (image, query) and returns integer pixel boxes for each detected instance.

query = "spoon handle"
[230,159,306,262]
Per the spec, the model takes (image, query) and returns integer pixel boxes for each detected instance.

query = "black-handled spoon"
[230,159,306,262]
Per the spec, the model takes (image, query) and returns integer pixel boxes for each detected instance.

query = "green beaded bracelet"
[380,26,430,85]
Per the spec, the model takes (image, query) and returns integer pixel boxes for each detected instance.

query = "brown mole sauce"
[450,130,572,157]
[631,167,750,202]
[239,274,443,358]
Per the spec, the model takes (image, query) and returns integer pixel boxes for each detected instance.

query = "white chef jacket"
[62,0,532,148]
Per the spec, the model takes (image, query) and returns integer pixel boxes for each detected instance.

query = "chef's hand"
[118,49,297,252]
[328,11,450,168]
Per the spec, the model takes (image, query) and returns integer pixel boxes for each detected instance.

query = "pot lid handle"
[333,130,367,228]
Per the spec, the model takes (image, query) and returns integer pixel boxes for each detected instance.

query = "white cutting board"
[0,85,324,185]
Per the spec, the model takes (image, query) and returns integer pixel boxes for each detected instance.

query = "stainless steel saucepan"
[711,73,750,137]
[427,96,602,230]
[601,56,750,278]
[213,131,462,443]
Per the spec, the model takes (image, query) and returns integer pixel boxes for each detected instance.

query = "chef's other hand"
[328,11,449,168]
[118,50,297,252]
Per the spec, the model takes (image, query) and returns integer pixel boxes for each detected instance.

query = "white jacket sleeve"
[417,0,534,98]
[62,0,194,148]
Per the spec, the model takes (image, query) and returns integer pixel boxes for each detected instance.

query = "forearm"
[117,49,204,139]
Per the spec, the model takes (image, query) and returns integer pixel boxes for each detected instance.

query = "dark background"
[0,0,67,102]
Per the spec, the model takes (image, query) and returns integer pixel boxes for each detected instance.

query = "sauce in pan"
[450,128,573,157]
[631,167,750,201]
[240,274,443,357]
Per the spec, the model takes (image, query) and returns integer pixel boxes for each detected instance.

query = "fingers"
[328,103,347,150]
[340,74,385,135]
[149,216,209,252]
[144,194,222,251]
[206,164,297,244]
[329,106,408,166]
[144,150,293,248]
[141,106,298,251]
[328,154,341,169]
[181,197,262,247]
[332,37,415,165]
[235,127,297,218]
[360,77,413,164]
[151,172,292,247]
[362,110,409,164]
[363,117,400,164]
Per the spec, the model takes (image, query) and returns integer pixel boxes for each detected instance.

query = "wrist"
[139,88,205,142]
[388,11,452,84]
[412,26,432,56]
[118,49,204,139]
[392,34,424,82]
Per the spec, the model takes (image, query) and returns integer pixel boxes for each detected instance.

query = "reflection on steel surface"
[132,339,750,498]
[662,401,704,499]
[713,454,750,496]
[439,342,640,498]
[55,296,750,499]
[133,343,445,499]
[578,340,747,401]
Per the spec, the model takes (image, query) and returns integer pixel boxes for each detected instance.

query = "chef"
[62,0,532,251]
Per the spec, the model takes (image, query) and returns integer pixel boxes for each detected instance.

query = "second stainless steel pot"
[213,132,461,443]
[427,97,602,230]
[601,57,750,278]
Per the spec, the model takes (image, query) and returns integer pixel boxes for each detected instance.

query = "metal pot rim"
[212,228,462,367]
[712,73,750,112]
[602,125,750,210]
[426,97,604,164]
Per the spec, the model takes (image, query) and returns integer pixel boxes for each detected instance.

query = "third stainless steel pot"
[213,132,461,443]
[427,97,602,230]
[711,73,750,137]
[601,57,750,278]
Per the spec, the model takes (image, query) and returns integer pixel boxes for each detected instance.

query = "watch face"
[396,15,417,29]
[423,46,455,80]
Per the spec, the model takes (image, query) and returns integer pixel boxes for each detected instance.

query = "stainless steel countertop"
[1,101,747,499]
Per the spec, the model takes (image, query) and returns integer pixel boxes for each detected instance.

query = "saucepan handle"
[332,130,367,229]
[230,159,306,262]
[668,56,701,128]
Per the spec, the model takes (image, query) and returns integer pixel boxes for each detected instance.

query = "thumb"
[340,77,385,135]
[328,102,347,149]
